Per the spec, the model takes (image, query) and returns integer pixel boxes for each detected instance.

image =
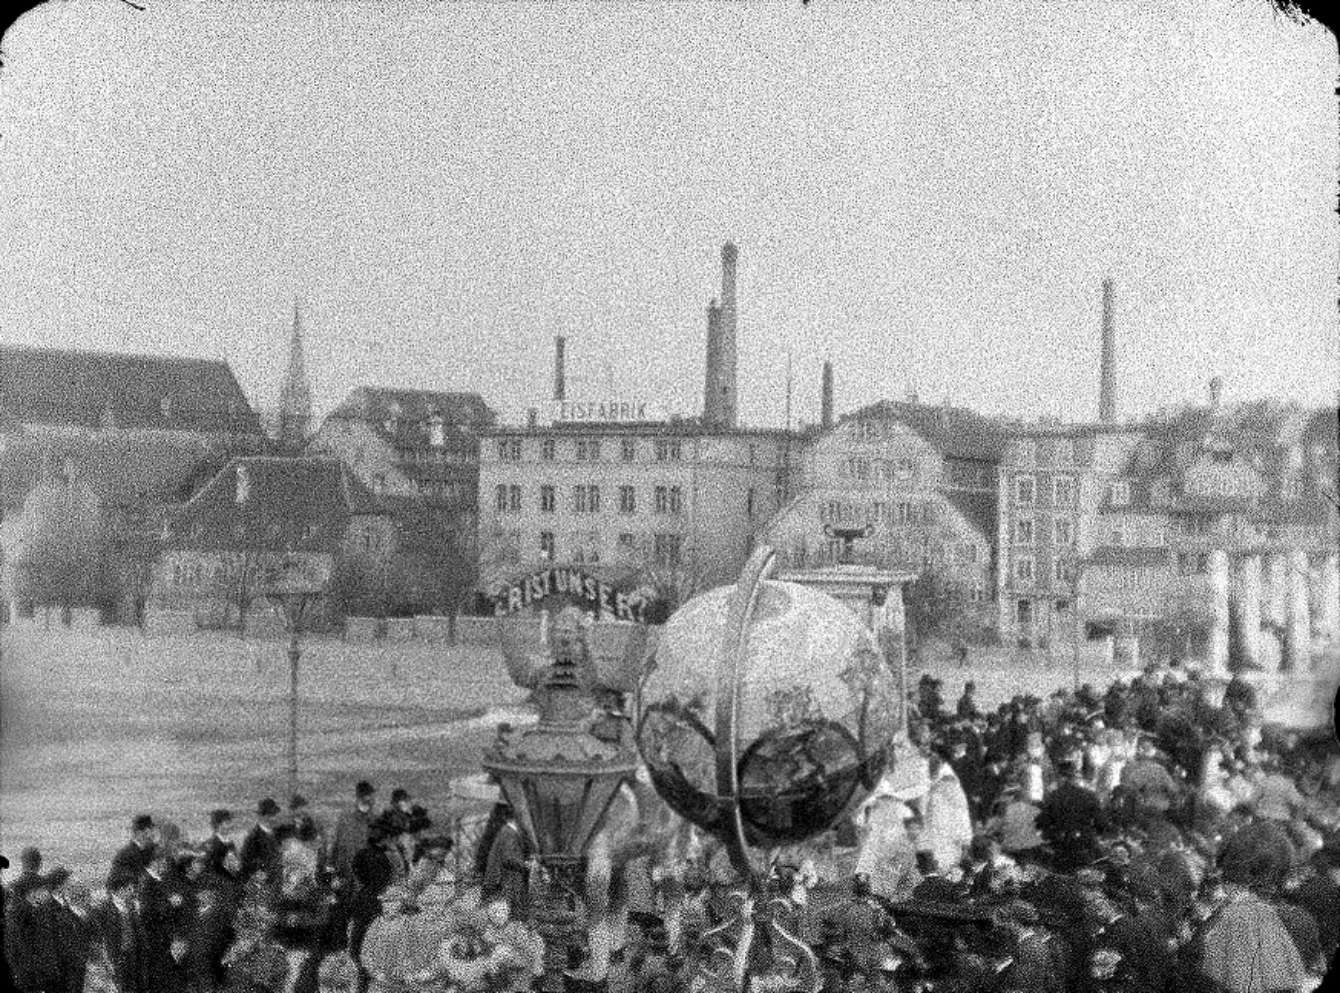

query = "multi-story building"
[476,419,798,594]
[150,456,392,629]
[307,386,497,555]
[760,398,1005,630]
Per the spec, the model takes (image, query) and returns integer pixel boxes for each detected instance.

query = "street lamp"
[266,556,324,800]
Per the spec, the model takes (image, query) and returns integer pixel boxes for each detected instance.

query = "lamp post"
[266,556,324,800]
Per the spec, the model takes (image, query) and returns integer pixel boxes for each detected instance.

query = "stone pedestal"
[1236,555,1262,669]
[1208,549,1230,678]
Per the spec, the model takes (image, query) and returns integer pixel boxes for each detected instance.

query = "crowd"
[3,660,1338,993]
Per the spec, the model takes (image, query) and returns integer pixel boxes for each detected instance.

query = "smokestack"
[820,360,834,430]
[703,299,721,424]
[718,242,738,428]
[1209,376,1224,410]
[553,336,566,402]
[1099,278,1117,423]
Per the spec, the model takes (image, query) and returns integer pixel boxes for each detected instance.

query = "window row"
[1011,517,1075,546]
[818,500,926,527]
[1012,555,1075,585]
[527,530,684,567]
[841,457,919,481]
[496,437,684,463]
[494,483,685,515]
[1012,476,1076,507]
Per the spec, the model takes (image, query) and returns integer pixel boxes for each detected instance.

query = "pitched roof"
[0,345,262,434]
[1085,546,1171,568]
[839,400,1009,461]
[166,456,381,551]
[327,387,496,431]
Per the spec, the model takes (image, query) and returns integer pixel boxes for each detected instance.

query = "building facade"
[476,420,799,596]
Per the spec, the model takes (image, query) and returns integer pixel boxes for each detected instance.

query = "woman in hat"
[346,810,412,993]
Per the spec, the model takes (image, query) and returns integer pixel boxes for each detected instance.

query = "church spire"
[277,298,312,448]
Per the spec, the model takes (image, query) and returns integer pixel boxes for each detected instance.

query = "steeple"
[277,299,312,447]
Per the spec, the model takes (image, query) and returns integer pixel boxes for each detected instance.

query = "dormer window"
[1210,449,1232,465]
[1108,481,1131,507]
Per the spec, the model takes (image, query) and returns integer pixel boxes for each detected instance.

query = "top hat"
[257,797,281,817]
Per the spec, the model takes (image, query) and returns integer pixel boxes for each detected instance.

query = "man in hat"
[91,871,144,993]
[389,787,414,816]
[137,847,191,992]
[202,808,241,885]
[10,847,44,900]
[47,867,94,993]
[5,864,64,992]
[483,802,531,919]
[330,780,377,887]
[956,680,981,721]
[108,816,158,888]
[239,797,283,882]
[348,812,407,993]
[279,794,323,846]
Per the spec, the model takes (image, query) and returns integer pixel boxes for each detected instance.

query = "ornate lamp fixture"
[636,546,900,992]
[485,605,643,991]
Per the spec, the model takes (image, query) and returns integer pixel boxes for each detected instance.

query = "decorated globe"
[636,573,898,851]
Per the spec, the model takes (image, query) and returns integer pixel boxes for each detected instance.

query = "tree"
[901,564,971,660]
[1146,587,1216,665]
[208,549,274,636]
[14,479,110,616]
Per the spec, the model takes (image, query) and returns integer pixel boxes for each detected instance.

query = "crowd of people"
[3,660,1338,993]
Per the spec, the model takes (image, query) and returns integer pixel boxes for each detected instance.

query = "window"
[1055,441,1074,465]
[654,486,669,514]
[746,489,756,517]
[508,485,521,512]
[1014,518,1034,544]
[1016,599,1033,625]
[540,485,555,512]
[621,438,637,462]
[617,532,636,552]
[896,502,915,525]
[494,484,508,512]
[586,532,601,564]
[539,531,555,560]
[1014,556,1035,582]
[1054,519,1074,546]
[497,438,522,461]
[749,445,758,466]
[653,533,683,567]
[1108,481,1131,507]
[668,486,683,515]
[847,458,871,479]
[1052,478,1073,507]
[541,439,556,462]
[1054,560,1071,584]
[573,485,588,513]
[1197,553,1209,574]
[1016,476,1035,506]
[897,458,916,480]
[618,486,636,513]
[1109,526,1125,546]
[576,439,601,462]
[589,485,601,513]
[654,439,682,462]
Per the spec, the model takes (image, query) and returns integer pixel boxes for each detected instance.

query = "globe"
[636,574,899,851]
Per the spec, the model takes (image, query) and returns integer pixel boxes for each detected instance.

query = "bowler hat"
[131,814,154,833]
[257,797,281,817]
[355,780,376,798]
[289,794,309,811]
[210,808,232,829]
[0,855,8,870]
[391,788,411,805]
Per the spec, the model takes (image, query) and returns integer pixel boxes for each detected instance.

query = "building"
[307,386,497,554]
[760,396,1005,632]
[476,418,799,595]
[150,456,391,630]
[0,344,262,438]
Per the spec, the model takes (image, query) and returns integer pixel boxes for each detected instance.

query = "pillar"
[1208,549,1230,678]
[1285,549,1311,672]
[1267,552,1290,628]
[1321,552,1340,646]
[1236,554,1261,669]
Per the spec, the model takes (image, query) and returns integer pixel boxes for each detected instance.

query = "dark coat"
[329,807,373,884]
[349,844,397,920]
[5,893,64,991]
[90,898,144,993]
[137,871,190,992]
[109,841,157,887]
[238,825,280,883]
[1037,779,1107,871]
[51,899,94,993]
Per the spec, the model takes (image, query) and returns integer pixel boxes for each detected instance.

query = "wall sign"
[492,566,665,624]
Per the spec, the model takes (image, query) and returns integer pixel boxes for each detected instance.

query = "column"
[1208,549,1230,678]
[1236,554,1262,669]
[1285,549,1311,673]
[1321,552,1340,646]
[1267,552,1290,628]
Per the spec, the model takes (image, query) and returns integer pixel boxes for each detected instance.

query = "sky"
[0,0,1336,429]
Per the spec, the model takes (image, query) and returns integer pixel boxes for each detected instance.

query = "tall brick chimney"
[553,336,566,402]
[821,359,834,430]
[1099,278,1117,423]
[702,242,739,428]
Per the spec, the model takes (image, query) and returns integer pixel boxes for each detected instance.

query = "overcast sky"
[1,0,1335,429]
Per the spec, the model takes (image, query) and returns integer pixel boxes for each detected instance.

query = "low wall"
[346,617,382,642]
[415,615,454,643]
[144,607,198,637]
[385,618,416,642]
[456,616,504,647]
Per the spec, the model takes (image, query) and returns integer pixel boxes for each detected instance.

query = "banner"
[492,567,663,624]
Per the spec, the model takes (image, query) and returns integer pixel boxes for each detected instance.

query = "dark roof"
[839,400,1009,461]
[166,456,381,551]
[944,489,998,542]
[0,345,262,434]
[1085,547,1171,568]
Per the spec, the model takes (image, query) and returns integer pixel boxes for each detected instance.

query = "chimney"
[820,360,834,430]
[1209,376,1224,410]
[1099,278,1117,423]
[553,336,566,402]
[718,242,739,428]
[703,299,721,424]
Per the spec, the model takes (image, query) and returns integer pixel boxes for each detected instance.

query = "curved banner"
[492,566,666,624]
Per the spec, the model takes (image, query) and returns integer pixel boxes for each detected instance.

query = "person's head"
[289,795,313,830]
[484,893,510,926]
[45,866,71,897]
[964,681,976,694]
[20,846,42,874]
[131,814,155,847]
[210,808,233,839]
[390,788,412,813]
[256,797,281,828]
[355,780,376,812]
[148,848,172,877]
